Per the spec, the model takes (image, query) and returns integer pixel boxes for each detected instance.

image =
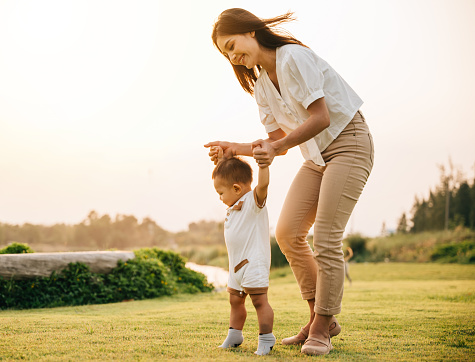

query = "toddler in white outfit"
[211,146,275,356]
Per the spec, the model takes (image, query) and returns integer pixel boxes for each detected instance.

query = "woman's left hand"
[252,139,277,168]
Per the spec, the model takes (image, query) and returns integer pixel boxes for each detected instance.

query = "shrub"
[134,248,214,293]
[0,248,213,310]
[345,234,369,262]
[0,242,34,254]
[366,229,475,263]
[431,240,475,264]
[270,237,288,268]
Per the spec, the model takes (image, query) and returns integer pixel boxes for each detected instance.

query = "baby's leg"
[250,292,275,355]
[229,292,247,330]
[250,292,273,333]
[219,292,246,348]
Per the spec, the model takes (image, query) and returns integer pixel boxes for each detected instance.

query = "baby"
[211,146,275,355]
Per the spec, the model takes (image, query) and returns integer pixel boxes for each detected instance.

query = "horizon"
[1,0,475,237]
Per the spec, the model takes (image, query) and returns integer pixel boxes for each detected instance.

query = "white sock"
[254,332,276,355]
[219,328,244,348]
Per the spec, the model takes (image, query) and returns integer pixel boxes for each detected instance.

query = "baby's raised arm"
[254,154,269,207]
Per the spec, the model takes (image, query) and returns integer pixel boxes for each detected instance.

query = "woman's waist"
[338,110,370,136]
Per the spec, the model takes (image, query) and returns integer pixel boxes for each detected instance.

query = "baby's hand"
[211,146,224,163]
[252,140,272,168]
[204,141,234,165]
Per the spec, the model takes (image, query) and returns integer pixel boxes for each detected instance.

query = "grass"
[365,228,475,263]
[1,263,474,361]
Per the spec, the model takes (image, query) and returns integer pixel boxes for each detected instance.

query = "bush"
[135,248,214,293]
[0,242,34,254]
[431,240,475,264]
[0,248,213,310]
[270,237,288,268]
[345,234,369,262]
[366,228,475,263]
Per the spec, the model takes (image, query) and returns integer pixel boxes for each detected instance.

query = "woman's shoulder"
[256,68,268,89]
[277,44,320,72]
[278,43,316,60]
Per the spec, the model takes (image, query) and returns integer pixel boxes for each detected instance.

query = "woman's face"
[216,32,260,69]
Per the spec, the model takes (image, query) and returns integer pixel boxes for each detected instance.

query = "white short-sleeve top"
[255,44,363,166]
[224,190,271,285]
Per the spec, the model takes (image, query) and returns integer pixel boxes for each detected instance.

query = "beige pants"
[275,111,373,316]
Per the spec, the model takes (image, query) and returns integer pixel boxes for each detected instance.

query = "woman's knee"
[274,224,290,253]
[313,243,345,265]
[275,222,303,249]
[276,224,313,256]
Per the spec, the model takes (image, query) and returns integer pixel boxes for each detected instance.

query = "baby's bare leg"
[250,293,275,355]
[219,293,246,348]
[229,293,247,330]
[250,293,273,334]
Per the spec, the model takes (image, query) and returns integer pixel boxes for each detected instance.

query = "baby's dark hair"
[212,157,253,185]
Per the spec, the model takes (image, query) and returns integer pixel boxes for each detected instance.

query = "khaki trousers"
[275,111,373,316]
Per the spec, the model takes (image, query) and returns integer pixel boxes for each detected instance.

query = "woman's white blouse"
[255,44,363,166]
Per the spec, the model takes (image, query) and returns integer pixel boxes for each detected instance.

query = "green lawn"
[1,263,474,361]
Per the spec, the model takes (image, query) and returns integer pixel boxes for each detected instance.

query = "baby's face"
[214,177,241,207]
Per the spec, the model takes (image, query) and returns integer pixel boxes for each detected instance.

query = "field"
[1,263,474,361]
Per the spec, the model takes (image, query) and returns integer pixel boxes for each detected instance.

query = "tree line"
[3,160,474,251]
[0,211,225,251]
[398,161,475,233]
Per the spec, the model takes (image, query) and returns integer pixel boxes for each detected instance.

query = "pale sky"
[1,0,474,237]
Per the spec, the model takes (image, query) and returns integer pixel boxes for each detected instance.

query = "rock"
[0,251,135,280]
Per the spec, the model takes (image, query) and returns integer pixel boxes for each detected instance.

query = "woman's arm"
[252,97,330,167]
[204,141,253,164]
[204,128,287,164]
[267,128,287,153]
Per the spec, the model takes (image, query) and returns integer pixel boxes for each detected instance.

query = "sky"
[1,0,474,237]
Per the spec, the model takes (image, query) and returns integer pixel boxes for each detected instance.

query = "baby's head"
[212,157,253,207]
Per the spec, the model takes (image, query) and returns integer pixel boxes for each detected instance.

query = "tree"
[452,181,472,228]
[427,190,445,231]
[471,177,475,228]
[411,198,428,233]
[438,159,464,230]
[409,160,474,233]
[112,214,138,249]
[380,221,388,237]
[83,211,112,249]
[397,213,408,234]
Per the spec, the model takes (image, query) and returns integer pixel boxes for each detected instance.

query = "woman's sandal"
[329,316,342,337]
[281,327,308,345]
[282,317,341,346]
[301,337,333,356]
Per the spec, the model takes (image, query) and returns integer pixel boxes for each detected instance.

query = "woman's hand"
[210,146,224,164]
[252,139,277,168]
[204,141,235,165]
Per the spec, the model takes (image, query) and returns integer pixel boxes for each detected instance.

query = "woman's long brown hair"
[212,8,305,95]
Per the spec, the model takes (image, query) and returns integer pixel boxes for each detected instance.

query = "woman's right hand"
[252,139,278,168]
[204,141,235,165]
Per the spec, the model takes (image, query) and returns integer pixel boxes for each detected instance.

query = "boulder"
[0,251,135,280]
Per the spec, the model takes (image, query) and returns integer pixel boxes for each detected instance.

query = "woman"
[205,8,373,356]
